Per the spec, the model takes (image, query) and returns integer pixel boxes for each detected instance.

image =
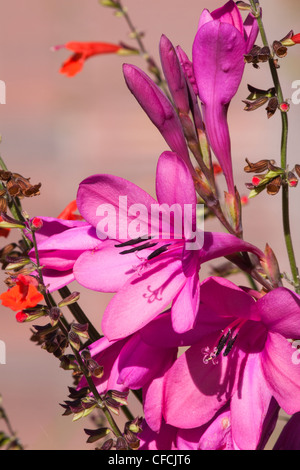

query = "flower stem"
[249,0,299,292]
[113,0,171,98]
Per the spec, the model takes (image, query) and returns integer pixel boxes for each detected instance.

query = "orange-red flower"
[0,274,43,312]
[53,41,133,77]
[0,216,10,238]
[58,200,84,221]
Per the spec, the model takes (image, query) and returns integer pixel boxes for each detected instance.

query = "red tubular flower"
[54,42,132,77]
[291,33,300,44]
[0,216,10,238]
[58,200,84,221]
[0,275,43,312]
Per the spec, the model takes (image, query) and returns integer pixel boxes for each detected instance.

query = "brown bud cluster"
[0,170,41,200]
[244,45,271,68]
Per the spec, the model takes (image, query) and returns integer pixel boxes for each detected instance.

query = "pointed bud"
[101,439,114,450]
[99,0,119,7]
[224,189,242,237]
[84,427,111,444]
[159,34,190,114]
[68,330,81,351]
[49,307,62,326]
[71,323,90,340]
[123,64,193,174]
[236,1,251,10]
[261,244,283,287]
[0,213,26,229]
[58,291,80,307]
[246,84,275,101]
[86,359,104,379]
[243,96,269,111]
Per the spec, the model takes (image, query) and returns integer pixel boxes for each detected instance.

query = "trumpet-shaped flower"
[162,277,300,450]
[192,0,259,193]
[54,41,136,77]
[74,151,264,339]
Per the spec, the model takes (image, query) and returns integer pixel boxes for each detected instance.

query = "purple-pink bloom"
[74,151,264,339]
[29,217,97,291]
[192,0,259,194]
[123,63,194,176]
[162,277,300,450]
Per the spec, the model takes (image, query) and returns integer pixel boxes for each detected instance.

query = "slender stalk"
[30,229,126,442]
[249,0,299,292]
[113,1,171,98]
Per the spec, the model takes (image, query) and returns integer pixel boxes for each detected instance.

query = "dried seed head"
[244,158,275,174]
[266,175,282,195]
[273,40,288,58]
[266,97,279,118]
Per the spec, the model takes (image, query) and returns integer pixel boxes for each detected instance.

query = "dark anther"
[147,244,171,260]
[119,241,158,255]
[223,335,238,357]
[115,236,153,248]
[215,330,231,357]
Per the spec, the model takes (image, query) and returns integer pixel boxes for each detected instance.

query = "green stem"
[250,0,299,292]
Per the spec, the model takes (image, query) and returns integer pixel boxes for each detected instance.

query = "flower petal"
[102,257,186,340]
[260,333,300,415]
[77,173,156,238]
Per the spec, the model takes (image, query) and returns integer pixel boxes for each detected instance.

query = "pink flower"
[192,0,259,194]
[162,277,300,449]
[74,151,264,339]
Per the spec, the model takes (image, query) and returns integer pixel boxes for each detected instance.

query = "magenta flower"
[74,151,264,339]
[192,0,259,194]
[123,63,194,176]
[78,312,178,433]
[162,277,300,450]
[29,217,97,291]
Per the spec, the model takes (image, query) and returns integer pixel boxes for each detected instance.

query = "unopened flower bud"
[31,217,43,231]
[58,291,80,307]
[287,171,298,188]
[279,102,290,113]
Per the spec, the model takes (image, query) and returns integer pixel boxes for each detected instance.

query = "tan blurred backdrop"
[0,0,299,450]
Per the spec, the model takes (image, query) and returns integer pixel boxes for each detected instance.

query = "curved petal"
[156,152,197,208]
[193,21,246,193]
[77,173,156,238]
[171,273,200,333]
[254,287,300,338]
[199,231,264,265]
[231,353,273,450]
[41,269,75,292]
[243,13,259,54]
[73,239,151,292]
[163,333,245,429]
[210,0,244,35]
[101,256,187,340]
[199,276,257,320]
[260,333,300,415]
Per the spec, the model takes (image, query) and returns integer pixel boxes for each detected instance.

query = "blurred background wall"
[0,0,299,449]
